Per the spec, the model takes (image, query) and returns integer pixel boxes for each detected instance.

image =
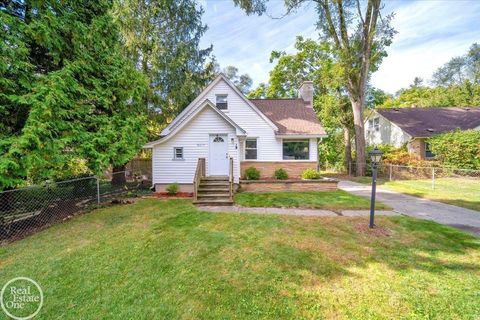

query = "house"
[365,107,480,159]
[144,74,327,199]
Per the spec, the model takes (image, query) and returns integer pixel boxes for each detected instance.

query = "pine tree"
[0,0,147,189]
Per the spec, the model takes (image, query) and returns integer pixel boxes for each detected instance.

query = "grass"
[1,199,479,319]
[351,177,480,212]
[234,190,389,211]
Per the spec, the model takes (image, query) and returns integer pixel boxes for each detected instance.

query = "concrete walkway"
[339,180,480,236]
[199,205,399,217]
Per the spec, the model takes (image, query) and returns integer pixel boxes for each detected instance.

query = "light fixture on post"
[368,147,383,229]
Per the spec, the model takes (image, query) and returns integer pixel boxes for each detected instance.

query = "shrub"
[166,183,179,195]
[244,167,260,180]
[274,168,288,180]
[428,129,480,169]
[301,168,321,180]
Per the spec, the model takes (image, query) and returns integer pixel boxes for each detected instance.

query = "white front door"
[209,134,228,176]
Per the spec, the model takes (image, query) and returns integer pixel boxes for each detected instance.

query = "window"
[283,140,309,160]
[245,138,257,160]
[216,94,228,110]
[425,142,435,159]
[173,147,183,160]
[213,136,224,143]
[368,117,380,132]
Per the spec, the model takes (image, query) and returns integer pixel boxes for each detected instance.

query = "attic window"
[368,117,380,132]
[216,94,228,110]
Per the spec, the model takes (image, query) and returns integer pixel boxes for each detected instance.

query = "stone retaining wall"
[239,179,338,193]
[240,161,317,179]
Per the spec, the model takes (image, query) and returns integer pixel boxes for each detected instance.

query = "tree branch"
[319,0,341,49]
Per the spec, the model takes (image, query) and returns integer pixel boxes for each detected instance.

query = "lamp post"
[369,147,383,228]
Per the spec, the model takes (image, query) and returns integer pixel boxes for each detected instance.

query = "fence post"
[96,177,100,204]
[389,164,393,181]
[432,167,435,190]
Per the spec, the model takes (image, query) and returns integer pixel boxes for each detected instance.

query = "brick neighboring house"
[365,107,480,159]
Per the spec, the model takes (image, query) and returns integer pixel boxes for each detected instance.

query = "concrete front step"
[200,181,229,186]
[198,187,230,193]
[202,176,229,181]
[194,199,234,206]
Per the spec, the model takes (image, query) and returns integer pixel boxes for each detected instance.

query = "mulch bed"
[155,192,193,198]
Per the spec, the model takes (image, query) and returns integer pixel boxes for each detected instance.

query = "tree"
[0,1,147,189]
[222,65,253,94]
[410,77,424,88]
[255,37,354,168]
[233,0,395,175]
[431,43,480,86]
[113,0,214,138]
[247,83,269,98]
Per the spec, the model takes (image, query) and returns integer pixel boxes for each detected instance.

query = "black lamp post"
[369,147,383,228]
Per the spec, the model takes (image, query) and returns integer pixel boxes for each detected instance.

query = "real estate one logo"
[1,277,43,320]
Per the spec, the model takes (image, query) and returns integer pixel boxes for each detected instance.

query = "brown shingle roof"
[376,107,480,137]
[249,99,326,136]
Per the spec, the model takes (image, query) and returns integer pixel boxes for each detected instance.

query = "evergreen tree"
[113,0,214,138]
[0,0,147,189]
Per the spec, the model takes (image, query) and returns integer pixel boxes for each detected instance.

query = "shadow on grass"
[1,199,479,319]
[151,201,480,281]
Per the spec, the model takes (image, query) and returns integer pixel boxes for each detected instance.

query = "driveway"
[339,180,480,236]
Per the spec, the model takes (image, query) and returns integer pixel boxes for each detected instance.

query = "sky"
[199,0,480,94]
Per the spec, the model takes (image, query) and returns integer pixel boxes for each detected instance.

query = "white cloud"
[371,1,480,93]
[201,0,480,93]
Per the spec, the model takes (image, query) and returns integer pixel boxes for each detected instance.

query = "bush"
[428,129,480,169]
[274,168,288,180]
[166,183,179,195]
[244,167,260,180]
[363,144,440,170]
[301,168,321,180]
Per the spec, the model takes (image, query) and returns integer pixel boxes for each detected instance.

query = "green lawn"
[235,190,389,211]
[1,199,479,319]
[352,177,480,212]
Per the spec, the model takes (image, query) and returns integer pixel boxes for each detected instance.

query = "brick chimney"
[298,81,314,107]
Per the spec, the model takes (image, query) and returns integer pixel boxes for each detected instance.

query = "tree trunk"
[112,164,126,185]
[351,99,366,176]
[343,128,352,171]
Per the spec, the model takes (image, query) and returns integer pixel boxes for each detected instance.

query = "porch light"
[368,147,383,229]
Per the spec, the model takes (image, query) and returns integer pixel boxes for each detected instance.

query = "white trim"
[161,74,278,136]
[144,100,246,148]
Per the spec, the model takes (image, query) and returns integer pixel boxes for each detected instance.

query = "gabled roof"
[161,74,277,136]
[376,107,480,138]
[250,99,327,136]
[144,100,246,147]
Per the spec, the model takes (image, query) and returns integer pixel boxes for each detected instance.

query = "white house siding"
[192,79,283,160]
[152,107,240,189]
[365,112,411,147]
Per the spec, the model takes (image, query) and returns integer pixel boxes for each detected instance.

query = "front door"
[209,134,228,176]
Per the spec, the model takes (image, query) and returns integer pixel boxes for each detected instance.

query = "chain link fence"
[0,170,152,244]
[345,162,480,209]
